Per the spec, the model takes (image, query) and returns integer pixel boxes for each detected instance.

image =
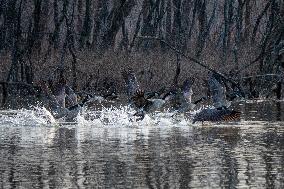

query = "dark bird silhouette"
[193,72,241,123]
[169,78,195,112]
[39,76,89,121]
[162,77,206,113]
[122,68,167,120]
[121,68,140,98]
[192,108,241,123]
[131,89,168,121]
[50,75,67,108]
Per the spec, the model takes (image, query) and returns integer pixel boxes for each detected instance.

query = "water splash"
[81,105,161,127]
[0,106,56,126]
[0,105,194,127]
[0,103,247,128]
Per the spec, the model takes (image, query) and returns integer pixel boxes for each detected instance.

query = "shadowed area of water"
[0,101,283,188]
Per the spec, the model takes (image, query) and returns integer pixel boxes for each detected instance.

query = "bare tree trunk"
[52,0,66,49]
[30,0,43,52]
[173,54,181,86]
[234,0,245,72]
[79,0,93,48]
[259,0,276,72]
[68,0,78,90]
[165,0,172,44]
[180,0,193,50]
[251,1,271,44]
[0,0,18,51]
[7,0,24,82]
[100,0,135,53]
[188,0,199,44]
[172,0,182,85]
[226,0,234,49]
[120,19,129,51]
[172,0,181,35]
[172,0,182,45]
[195,1,217,58]
[139,0,162,49]
[129,10,143,52]
[243,0,251,42]
[92,0,109,51]
[222,0,229,63]
[0,83,8,106]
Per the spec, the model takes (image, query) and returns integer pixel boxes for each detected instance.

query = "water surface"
[0,101,283,188]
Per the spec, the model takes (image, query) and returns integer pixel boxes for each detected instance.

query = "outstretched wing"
[39,80,62,110]
[131,89,149,109]
[208,73,228,108]
[193,108,241,123]
[65,85,78,107]
[183,77,194,103]
[121,68,140,97]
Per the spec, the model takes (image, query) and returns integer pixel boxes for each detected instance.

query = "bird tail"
[222,110,241,121]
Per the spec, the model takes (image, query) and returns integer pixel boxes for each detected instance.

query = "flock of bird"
[122,68,241,123]
[38,69,241,124]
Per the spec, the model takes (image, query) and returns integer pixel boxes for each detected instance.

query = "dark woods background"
[0,0,283,101]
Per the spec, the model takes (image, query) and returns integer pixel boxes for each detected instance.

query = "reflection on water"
[239,100,284,121]
[0,101,283,188]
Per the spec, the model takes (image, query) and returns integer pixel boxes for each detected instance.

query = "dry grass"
[0,42,272,101]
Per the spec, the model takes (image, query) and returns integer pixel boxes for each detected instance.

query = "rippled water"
[0,100,283,188]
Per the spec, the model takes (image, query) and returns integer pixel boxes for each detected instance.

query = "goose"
[192,72,241,124]
[75,90,118,109]
[81,78,118,104]
[122,69,205,120]
[121,68,140,99]
[76,91,105,104]
[122,68,168,120]
[131,89,168,120]
[161,78,206,114]
[47,72,79,109]
[65,85,78,107]
[39,79,89,121]
[50,76,67,108]
[39,80,68,119]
